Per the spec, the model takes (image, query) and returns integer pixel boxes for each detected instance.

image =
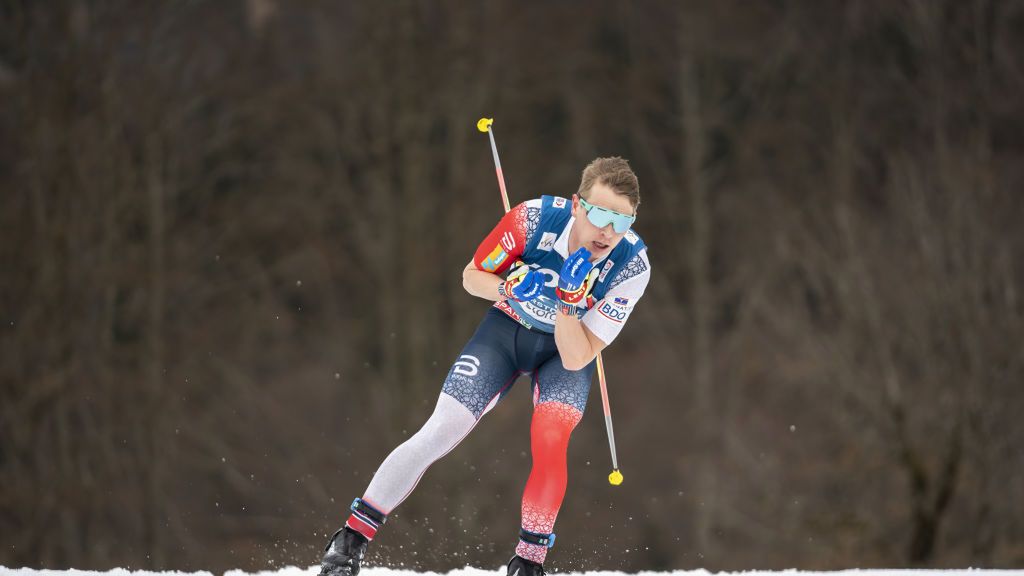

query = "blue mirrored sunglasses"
[578,197,636,234]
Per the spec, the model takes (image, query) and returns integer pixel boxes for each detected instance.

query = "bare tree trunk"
[966,0,998,563]
[144,134,166,568]
[680,52,717,558]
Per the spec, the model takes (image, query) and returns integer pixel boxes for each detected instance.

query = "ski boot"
[506,554,545,576]
[319,526,368,576]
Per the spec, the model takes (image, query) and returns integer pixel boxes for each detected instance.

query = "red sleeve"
[472,203,530,274]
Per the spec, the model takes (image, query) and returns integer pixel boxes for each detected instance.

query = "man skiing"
[320,157,651,576]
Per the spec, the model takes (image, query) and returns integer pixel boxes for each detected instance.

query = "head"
[571,157,640,260]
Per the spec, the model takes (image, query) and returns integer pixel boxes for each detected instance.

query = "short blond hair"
[577,157,640,210]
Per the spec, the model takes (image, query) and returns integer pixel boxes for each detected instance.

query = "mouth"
[592,240,610,251]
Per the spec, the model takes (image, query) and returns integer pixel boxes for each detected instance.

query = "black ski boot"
[320,527,368,576]
[506,555,545,576]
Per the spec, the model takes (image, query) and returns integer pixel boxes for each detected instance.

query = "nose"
[600,224,615,238]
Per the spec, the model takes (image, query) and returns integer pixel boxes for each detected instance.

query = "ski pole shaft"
[477,117,622,486]
[597,354,623,485]
[477,118,511,213]
[596,355,618,466]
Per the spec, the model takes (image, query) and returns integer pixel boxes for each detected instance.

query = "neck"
[567,219,581,255]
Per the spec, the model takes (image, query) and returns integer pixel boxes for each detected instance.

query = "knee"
[532,424,571,452]
[530,402,582,450]
[411,393,477,446]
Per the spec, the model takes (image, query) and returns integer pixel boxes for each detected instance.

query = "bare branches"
[2,0,1022,571]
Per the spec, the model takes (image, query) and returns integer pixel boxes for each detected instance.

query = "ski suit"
[345,196,651,563]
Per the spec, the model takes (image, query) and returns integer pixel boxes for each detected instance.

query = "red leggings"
[516,401,584,563]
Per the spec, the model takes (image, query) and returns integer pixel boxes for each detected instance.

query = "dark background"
[2,0,1023,573]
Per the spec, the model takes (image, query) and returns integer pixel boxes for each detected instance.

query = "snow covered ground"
[2,567,1022,576]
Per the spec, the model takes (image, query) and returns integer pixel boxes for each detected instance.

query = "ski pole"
[596,354,623,485]
[476,118,623,486]
[476,118,512,213]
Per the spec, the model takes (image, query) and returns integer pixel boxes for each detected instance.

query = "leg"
[323,393,487,576]
[358,393,477,518]
[515,357,595,564]
[348,310,521,537]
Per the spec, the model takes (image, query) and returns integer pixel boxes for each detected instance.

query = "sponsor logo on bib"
[538,232,557,251]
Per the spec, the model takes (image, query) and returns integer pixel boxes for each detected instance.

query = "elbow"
[560,356,588,372]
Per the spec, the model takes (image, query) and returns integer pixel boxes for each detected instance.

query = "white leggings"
[361,392,478,513]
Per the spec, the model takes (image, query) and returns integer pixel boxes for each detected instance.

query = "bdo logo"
[599,302,628,322]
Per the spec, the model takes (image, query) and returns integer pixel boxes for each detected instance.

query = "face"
[571,181,636,261]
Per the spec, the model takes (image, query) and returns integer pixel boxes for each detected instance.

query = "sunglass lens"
[582,199,634,233]
[586,210,613,229]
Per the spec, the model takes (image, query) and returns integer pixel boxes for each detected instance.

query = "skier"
[319,157,651,576]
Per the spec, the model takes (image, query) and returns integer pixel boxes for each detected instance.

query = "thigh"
[532,355,595,414]
[441,310,520,419]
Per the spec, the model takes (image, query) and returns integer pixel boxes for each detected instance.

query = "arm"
[554,310,608,370]
[557,248,652,370]
[552,247,605,370]
[463,200,540,301]
[463,260,505,301]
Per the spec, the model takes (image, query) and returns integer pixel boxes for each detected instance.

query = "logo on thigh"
[452,355,481,377]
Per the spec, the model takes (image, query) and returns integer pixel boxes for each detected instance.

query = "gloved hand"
[555,247,596,315]
[499,264,544,302]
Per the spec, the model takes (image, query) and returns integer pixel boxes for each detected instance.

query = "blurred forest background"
[2,0,1023,573]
